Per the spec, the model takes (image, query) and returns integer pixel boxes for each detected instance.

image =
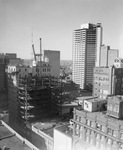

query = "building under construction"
[8,72,63,128]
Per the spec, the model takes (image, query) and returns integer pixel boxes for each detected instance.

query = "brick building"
[72,96,123,150]
[93,66,123,99]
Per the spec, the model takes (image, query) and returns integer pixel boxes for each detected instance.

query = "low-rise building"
[31,118,73,150]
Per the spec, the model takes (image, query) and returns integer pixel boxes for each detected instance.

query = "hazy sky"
[0,0,123,60]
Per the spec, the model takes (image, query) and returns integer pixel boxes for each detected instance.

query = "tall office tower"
[72,23,102,89]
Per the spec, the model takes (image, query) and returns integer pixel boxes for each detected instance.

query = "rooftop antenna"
[40,38,42,64]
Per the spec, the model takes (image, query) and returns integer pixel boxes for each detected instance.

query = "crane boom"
[32,44,36,61]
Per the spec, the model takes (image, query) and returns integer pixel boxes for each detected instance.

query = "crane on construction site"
[32,38,42,67]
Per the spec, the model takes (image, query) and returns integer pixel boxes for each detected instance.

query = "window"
[101,125,105,132]
[97,123,101,130]
[36,68,39,72]
[99,89,102,93]
[90,122,95,128]
[120,133,123,140]
[99,95,102,98]
[107,138,112,144]
[47,68,51,72]
[80,126,83,138]
[76,115,79,122]
[80,117,83,123]
[75,124,79,136]
[107,128,112,135]
[43,64,46,66]
[86,129,90,143]
[99,83,102,86]
[112,130,117,137]
[87,120,91,126]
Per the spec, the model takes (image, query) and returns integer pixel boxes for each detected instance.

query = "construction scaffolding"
[8,74,62,130]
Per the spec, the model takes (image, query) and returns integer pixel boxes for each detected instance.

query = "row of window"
[94,76,109,81]
[75,116,122,139]
[95,82,108,86]
[43,68,51,72]
[43,64,50,67]
[74,125,119,149]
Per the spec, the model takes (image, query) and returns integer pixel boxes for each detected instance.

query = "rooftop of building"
[83,97,106,103]
[58,102,78,107]
[54,123,73,137]
[0,124,31,150]
[74,107,123,126]
[76,96,93,101]
[32,115,72,138]
[44,50,60,53]
[74,23,102,31]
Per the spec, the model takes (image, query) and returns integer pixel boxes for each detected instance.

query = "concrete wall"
[54,129,72,150]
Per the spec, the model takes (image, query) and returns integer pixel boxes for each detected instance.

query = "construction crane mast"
[32,38,42,68]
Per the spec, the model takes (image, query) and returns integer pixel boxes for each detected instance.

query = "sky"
[0,0,123,60]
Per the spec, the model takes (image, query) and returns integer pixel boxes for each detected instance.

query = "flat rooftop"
[32,116,71,138]
[75,108,123,125]
[54,124,73,137]
[0,124,31,150]
[58,102,78,107]
[84,97,106,102]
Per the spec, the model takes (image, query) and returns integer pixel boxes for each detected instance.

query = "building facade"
[0,53,9,107]
[72,106,123,150]
[93,66,123,99]
[100,45,119,67]
[44,50,60,77]
[8,61,52,78]
[0,53,9,91]
[54,124,72,150]
[72,23,103,89]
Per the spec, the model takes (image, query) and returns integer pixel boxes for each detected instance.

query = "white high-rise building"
[72,23,103,89]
